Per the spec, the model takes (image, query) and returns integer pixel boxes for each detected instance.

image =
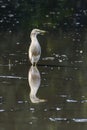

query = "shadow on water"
[0,29,87,130]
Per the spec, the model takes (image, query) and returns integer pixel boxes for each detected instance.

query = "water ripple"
[0,75,27,80]
[42,57,55,61]
[81,100,87,103]
[0,109,5,112]
[49,117,67,122]
[0,97,3,104]
[73,118,87,123]
[49,117,87,123]
[66,99,78,103]
[17,100,28,104]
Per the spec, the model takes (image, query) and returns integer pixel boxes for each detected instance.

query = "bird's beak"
[40,30,47,35]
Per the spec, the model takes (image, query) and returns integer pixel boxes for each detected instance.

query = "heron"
[29,29,46,66]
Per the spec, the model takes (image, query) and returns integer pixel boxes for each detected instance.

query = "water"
[0,28,87,130]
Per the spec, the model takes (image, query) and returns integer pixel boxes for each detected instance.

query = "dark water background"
[0,0,87,130]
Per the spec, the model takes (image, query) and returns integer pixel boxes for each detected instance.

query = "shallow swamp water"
[0,28,87,130]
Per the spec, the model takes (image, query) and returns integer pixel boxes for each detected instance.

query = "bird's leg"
[33,62,36,66]
[35,62,37,66]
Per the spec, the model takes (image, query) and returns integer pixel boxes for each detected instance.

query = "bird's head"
[30,29,46,38]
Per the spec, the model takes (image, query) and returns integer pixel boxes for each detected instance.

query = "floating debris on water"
[16,42,20,45]
[59,59,62,63]
[8,14,14,17]
[1,5,6,8]
[74,60,83,63]
[80,50,83,53]
[30,108,35,111]
[18,100,23,104]
[60,95,67,98]
[56,107,61,111]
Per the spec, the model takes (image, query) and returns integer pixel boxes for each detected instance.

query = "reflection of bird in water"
[28,65,46,103]
[29,29,46,66]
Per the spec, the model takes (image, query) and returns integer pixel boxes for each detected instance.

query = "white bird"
[29,29,46,66]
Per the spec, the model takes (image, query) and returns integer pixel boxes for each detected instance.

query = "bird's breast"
[30,43,41,56]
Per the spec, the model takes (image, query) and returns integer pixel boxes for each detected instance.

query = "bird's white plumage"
[29,29,46,66]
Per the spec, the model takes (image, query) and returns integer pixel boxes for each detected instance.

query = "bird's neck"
[31,35,39,44]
